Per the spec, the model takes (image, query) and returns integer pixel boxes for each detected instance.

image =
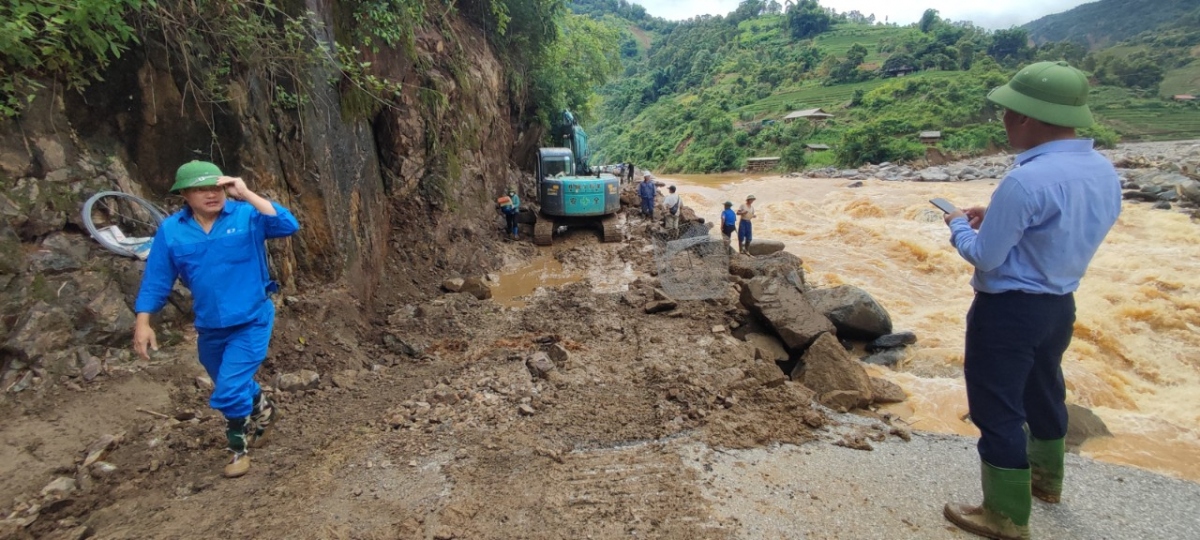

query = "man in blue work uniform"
[638,173,656,218]
[134,161,300,478]
[941,62,1121,539]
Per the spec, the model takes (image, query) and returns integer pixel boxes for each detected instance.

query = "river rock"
[869,377,906,404]
[862,349,906,367]
[1066,403,1112,450]
[744,332,788,362]
[442,278,465,292]
[459,277,492,300]
[919,170,951,182]
[728,251,806,289]
[1122,190,1159,202]
[805,285,893,341]
[740,277,834,352]
[746,239,785,256]
[819,390,865,412]
[1153,201,1172,210]
[794,333,873,408]
[867,331,917,352]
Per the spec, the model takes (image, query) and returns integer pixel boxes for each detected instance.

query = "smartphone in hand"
[930,198,957,214]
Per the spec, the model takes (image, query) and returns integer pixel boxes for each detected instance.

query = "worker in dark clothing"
[637,173,656,218]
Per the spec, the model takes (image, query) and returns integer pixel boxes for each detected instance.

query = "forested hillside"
[573,0,1200,173]
[1023,0,1198,48]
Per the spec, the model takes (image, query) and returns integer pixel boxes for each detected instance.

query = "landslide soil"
[0,207,897,540]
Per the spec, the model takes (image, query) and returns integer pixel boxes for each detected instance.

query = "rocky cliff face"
[0,2,528,390]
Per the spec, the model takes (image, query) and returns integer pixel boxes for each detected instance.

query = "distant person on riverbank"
[720,201,736,250]
[736,195,757,254]
[638,173,656,218]
[626,162,635,184]
[133,161,300,479]
[940,62,1121,540]
[662,185,682,233]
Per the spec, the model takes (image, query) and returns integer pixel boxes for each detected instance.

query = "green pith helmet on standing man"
[986,61,1093,128]
[171,160,223,193]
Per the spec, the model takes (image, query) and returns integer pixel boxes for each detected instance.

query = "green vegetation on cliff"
[580,0,1200,173]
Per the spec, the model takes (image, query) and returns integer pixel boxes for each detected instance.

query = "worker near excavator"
[497,187,520,240]
[662,185,682,233]
[638,172,656,218]
[133,160,299,479]
[940,62,1121,540]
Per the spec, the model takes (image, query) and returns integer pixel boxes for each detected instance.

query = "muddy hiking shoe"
[249,392,278,449]
[224,417,251,478]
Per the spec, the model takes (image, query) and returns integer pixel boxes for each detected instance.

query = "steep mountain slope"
[1023,0,1199,48]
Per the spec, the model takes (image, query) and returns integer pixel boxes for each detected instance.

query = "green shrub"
[0,0,143,116]
[1080,123,1121,148]
[780,142,807,171]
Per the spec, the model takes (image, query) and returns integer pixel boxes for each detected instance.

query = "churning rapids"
[666,170,1200,483]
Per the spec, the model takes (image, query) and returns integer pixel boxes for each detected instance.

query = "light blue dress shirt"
[949,139,1121,295]
[136,200,300,329]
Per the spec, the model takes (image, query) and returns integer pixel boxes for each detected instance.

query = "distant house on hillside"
[783,108,833,123]
[1173,94,1196,102]
[919,131,942,145]
[883,65,917,77]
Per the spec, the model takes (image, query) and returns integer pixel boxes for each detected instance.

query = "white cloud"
[634,0,1092,29]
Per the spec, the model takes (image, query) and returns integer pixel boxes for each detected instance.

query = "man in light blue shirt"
[134,160,299,478]
[941,62,1121,540]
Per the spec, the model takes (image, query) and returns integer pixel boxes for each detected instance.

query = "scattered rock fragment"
[276,370,320,392]
[644,300,677,314]
[795,333,873,409]
[867,331,917,352]
[525,352,556,379]
[869,377,907,404]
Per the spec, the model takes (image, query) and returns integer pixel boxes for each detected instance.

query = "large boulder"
[794,333,873,409]
[1066,403,1113,450]
[739,277,834,353]
[746,239,785,256]
[805,285,893,341]
[729,251,807,290]
[459,277,493,300]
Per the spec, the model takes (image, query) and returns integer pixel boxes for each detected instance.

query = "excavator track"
[533,214,555,246]
[600,214,621,243]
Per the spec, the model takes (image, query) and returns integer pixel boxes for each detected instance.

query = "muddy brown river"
[654,172,1200,482]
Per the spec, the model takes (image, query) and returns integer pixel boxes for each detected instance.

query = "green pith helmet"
[171,160,223,193]
[987,61,1093,128]
[724,201,733,207]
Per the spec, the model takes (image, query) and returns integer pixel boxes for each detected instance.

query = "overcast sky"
[635,0,1094,29]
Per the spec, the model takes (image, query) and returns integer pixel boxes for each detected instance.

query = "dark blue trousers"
[965,291,1074,469]
[738,220,752,245]
[640,197,654,216]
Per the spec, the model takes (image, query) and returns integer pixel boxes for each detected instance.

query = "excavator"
[531,111,622,246]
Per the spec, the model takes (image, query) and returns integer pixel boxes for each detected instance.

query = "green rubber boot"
[1028,436,1065,503]
[224,417,251,478]
[944,461,1032,540]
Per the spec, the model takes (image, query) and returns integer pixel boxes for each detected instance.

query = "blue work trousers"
[738,220,753,246]
[197,301,276,420]
[964,291,1074,469]
[640,197,654,216]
